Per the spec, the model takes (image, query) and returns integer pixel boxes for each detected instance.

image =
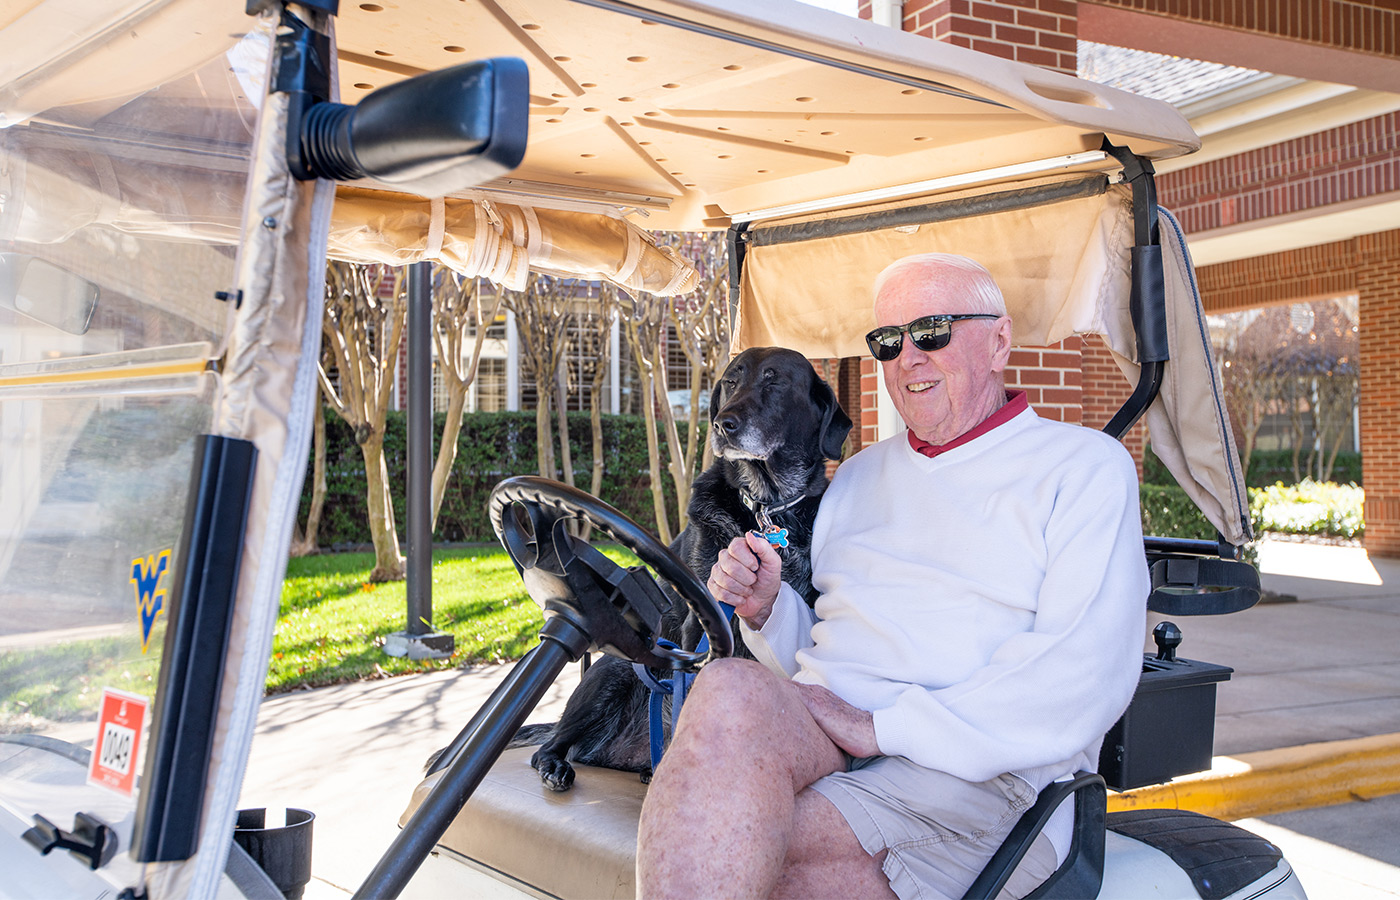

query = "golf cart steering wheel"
[489,476,733,670]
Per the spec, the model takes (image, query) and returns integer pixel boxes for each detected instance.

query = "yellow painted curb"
[1108,731,1400,821]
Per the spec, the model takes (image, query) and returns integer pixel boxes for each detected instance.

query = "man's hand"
[794,683,880,759]
[708,532,782,629]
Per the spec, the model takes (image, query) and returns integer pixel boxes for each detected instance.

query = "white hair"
[872,253,1007,317]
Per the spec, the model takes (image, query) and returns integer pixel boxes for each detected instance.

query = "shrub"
[303,408,702,546]
[1140,478,1364,543]
[1250,480,1364,539]
[1143,445,1362,489]
[1242,450,1362,489]
[1139,484,1217,541]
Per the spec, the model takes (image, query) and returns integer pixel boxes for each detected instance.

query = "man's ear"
[811,374,853,460]
[988,315,1014,373]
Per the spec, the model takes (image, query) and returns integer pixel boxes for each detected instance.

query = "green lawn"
[270,545,637,694]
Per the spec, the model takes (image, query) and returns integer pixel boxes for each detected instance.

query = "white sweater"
[742,406,1148,793]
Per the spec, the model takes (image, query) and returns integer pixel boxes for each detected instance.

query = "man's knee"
[666,658,783,748]
[682,658,788,727]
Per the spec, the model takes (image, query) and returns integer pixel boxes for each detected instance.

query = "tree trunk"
[555,357,575,488]
[361,432,405,582]
[686,371,704,487]
[536,397,556,479]
[430,386,467,531]
[638,365,672,544]
[291,401,327,557]
[654,362,691,532]
[590,375,606,498]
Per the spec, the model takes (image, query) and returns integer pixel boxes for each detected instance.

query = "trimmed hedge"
[1251,480,1364,539]
[1139,479,1364,542]
[1143,446,1362,489]
[1139,484,1217,541]
[302,409,702,546]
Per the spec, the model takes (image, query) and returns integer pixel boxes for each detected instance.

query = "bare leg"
[636,658,885,899]
[772,790,897,900]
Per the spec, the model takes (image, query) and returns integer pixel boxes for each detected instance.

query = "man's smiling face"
[874,264,1013,445]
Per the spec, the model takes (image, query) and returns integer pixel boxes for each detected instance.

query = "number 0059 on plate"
[88,688,149,797]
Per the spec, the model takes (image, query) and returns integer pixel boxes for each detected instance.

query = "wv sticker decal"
[131,550,172,654]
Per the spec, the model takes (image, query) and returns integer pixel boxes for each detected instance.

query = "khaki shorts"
[809,755,1058,900]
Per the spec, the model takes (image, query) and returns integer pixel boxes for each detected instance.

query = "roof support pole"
[1101,139,1168,440]
[385,261,454,659]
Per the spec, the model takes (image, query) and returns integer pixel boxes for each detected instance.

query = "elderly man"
[635,253,1148,900]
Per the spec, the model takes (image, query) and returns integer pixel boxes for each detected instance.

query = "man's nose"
[898,341,928,366]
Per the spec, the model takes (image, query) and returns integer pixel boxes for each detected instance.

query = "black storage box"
[1097,654,1233,790]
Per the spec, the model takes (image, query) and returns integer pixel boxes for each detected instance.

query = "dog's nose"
[717,414,740,434]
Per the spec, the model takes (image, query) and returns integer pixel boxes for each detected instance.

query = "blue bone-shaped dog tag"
[762,528,790,549]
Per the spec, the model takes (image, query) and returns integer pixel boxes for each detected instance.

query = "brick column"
[1357,229,1400,556]
[860,356,881,448]
[903,0,1078,74]
[899,1,1087,428]
[1080,334,1146,479]
[1005,338,1084,424]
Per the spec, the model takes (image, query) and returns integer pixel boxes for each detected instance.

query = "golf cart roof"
[332,0,1199,230]
[3,0,1197,233]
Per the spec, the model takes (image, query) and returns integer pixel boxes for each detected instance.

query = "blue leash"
[631,601,735,771]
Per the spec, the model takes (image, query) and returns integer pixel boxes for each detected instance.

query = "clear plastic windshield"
[0,21,261,800]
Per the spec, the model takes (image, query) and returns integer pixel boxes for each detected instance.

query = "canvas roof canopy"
[1,0,1197,291]
[329,0,1198,231]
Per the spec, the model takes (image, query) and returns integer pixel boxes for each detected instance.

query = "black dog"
[515,347,852,791]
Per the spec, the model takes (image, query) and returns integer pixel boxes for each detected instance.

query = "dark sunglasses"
[864,314,1001,361]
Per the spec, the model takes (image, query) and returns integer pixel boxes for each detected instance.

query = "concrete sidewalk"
[239,538,1400,898]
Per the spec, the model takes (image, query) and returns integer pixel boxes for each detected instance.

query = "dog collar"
[739,489,807,549]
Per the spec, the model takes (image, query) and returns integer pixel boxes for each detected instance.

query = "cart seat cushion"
[401,746,646,899]
[1106,809,1283,900]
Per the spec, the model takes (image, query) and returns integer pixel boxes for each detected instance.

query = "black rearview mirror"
[0,253,99,335]
[292,58,529,198]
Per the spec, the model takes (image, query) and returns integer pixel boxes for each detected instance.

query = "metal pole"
[407,261,432,636]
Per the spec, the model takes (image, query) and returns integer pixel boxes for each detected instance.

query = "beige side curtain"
[329,187,699,296]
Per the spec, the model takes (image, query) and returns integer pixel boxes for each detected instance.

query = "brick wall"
[1080,334,1147,478]
[1083,0,1400,59]
[1005,338,1084,424]
[1159,112,1400,235]
[1195,239,1360,315]
[902,0,1078,73]
[1356,229,1400,555]
[860,356,881,449]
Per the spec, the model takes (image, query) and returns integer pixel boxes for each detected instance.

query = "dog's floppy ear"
[709,377,725,424]
[811,373,853,461]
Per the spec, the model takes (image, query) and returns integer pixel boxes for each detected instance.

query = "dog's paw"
[531,750,576,792]
[538,759,576,792]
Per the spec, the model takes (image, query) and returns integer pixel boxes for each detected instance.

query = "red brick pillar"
[899,2,1088,430]
[1080,334,1147,480]
[1005,338,1084,424]
[860,356,881,449]
[902,0,1078,74]
[1358,229,1400,556]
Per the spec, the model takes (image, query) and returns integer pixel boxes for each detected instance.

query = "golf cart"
[0,1,1302,898]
